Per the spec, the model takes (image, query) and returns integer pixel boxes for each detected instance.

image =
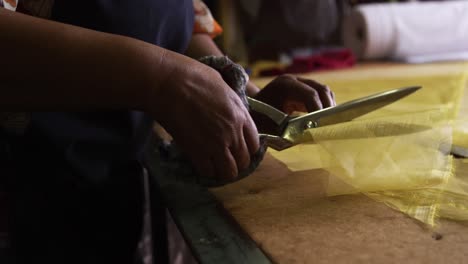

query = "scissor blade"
[282,86,421,141]
[247,97,289,126]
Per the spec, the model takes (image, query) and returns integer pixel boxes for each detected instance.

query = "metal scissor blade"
[282,86,421,141]
[247,97,288,126]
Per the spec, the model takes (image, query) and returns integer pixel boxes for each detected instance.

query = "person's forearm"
[185,34,260,96]
[185,34,224,58]
[0,8,177,111]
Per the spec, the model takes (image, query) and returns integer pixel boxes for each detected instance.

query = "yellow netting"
[254,62,468,226]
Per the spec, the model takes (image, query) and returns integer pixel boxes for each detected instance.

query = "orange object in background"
[282,100,307,115]
[193,0,223,38]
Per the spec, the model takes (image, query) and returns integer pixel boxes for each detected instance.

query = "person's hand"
[149,56,260,181]
[249,74,335,134]
[253,74,336,114]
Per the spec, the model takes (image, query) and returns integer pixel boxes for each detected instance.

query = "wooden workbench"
[149,62,468,264]
[210,155,468,264]
[148,150,468,264]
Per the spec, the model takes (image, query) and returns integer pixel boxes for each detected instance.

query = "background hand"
[250,74,336,134]
[253,74,336,114]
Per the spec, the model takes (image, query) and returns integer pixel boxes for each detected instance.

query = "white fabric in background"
[1,0,18,10]
[342,1,468,63]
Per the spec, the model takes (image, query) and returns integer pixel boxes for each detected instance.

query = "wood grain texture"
[211,154,468,264]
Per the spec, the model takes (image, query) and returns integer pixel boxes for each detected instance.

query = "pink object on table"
[260,48,356,76]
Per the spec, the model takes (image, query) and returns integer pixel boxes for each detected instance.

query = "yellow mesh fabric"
[254,62,468,226]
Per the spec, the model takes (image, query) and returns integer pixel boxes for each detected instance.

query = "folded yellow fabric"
[257,62,468,226]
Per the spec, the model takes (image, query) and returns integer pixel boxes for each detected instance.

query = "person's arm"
[0,8,259,180]
[0,7,163,111]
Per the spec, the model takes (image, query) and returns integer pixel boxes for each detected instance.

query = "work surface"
[152,62,468,263]
[211,155,468,264]
[210,62,468,263]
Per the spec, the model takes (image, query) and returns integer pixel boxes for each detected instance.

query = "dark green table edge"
[145,143,272,264]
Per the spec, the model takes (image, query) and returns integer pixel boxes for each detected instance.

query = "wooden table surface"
[208,62,468,263]
[151,62,468,264]
[210,155,468,264]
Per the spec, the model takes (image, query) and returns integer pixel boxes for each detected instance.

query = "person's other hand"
[150,57,260,181]
[253,74,336,114]
[250,74,335,134]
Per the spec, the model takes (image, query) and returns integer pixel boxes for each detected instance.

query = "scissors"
[248,86,421,151]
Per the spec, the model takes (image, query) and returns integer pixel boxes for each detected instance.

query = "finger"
[212,147,238,180]
[331,90,337,106]
[230,128,251,171]
[298,78,334,108]
[285,80,323,112]
[243,114,260,155]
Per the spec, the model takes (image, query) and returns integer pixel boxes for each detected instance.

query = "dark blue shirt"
[5,1,194,262]
[31,0,194,181]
